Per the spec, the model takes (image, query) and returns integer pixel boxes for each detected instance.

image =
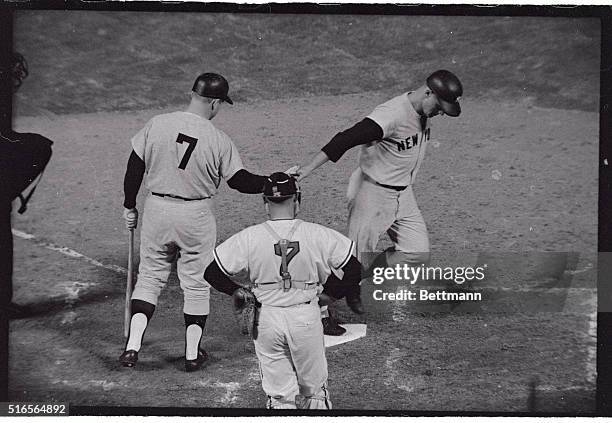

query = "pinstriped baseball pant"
[347,169,430,269]
[131,194,214,315]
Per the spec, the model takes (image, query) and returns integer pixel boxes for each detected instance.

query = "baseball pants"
[131,194,215,315]
[347,169,430,269]
[254,301,331,409]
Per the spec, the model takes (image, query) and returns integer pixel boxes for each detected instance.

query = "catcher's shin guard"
[295,384,332,410]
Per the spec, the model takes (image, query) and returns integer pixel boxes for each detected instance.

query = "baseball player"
[204,172,363,409]
[295,70,463,271]
[119,73,268,372]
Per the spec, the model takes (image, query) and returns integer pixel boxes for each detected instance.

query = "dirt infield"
[8,92,597,412]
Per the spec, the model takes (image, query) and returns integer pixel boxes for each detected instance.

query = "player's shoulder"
[369,92,410,121]
[150,110,190,123]
[378,92,410,109]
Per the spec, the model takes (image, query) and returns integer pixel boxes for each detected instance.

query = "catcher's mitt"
[232,287,258,339]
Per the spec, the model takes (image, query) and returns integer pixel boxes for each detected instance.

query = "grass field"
[7,10,599,414]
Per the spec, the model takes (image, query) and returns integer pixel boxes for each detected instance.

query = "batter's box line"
[12,228,128,276]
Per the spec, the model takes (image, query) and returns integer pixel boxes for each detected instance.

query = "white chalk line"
[12,228,128,276]
[585,311,597,385]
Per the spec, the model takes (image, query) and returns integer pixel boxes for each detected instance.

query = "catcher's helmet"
[192,72,233,104]
[426,69,462,117]
[263,172,300,203]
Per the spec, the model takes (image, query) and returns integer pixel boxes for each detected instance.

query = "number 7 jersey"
[131,111,244,198]
[213,219,355,307]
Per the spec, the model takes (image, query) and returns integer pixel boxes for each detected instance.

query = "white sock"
[125,313,148,352]
[185,324,203,360]
[320,305,329,318]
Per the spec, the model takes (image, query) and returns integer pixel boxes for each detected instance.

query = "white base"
[324,324,367,348]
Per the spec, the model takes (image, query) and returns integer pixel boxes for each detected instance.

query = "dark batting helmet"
[263,172,301,203]
[192,72,233,104]
[426,69,463,117]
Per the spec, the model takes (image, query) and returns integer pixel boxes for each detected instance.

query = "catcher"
[204,172,363,409]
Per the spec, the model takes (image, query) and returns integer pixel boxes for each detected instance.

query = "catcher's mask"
[262,172,301,204]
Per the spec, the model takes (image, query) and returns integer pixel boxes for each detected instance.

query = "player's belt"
[376,182,407,191]
[254,281,319,291]
[152,192,209,201]
[261,299,316,308]
[363,173,407,191]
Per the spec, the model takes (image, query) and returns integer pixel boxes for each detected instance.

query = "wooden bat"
[124,228,134,338]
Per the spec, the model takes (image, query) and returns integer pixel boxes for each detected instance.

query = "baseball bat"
[124,228,134,338]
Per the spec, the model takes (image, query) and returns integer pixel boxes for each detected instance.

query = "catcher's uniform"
[347,93,431,268]
[131,111,244,315]
[213,218,354,409]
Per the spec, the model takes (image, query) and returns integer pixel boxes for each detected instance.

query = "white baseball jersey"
[360,93,431,187]
[131,111,244,198]
[213,219,354,307]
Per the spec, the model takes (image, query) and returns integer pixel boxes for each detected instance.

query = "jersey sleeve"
[213,230,250,277]
[321,227,355,270]
[366,101,398,139]
[219,135,245,180]
[130,119,153,161]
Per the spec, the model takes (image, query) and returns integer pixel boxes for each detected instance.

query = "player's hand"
[123,208,138,230]
[285,165,301,177]
[296,167,311,182]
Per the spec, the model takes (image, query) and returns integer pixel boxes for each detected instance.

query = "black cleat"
[119,350,138,367]
[185,349,209,372]
[322,317,346,336]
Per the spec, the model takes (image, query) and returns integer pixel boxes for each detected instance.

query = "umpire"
[1,50,53,401]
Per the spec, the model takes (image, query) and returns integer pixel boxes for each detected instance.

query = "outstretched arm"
[296,118,383,181]
[227,169,267,194]
[296,151,330,181]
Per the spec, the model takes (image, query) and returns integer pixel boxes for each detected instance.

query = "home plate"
[324,324,367,348]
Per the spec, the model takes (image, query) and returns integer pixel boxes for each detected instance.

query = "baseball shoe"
[322,317,346,336]
[185,348,209,372]
[119,350,138,367]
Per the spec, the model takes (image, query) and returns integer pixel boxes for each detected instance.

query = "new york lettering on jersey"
[360,93,430,187]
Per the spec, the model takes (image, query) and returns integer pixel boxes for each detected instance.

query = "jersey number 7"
[176,133,198,170]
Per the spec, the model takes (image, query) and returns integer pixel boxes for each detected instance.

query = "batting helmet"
[263,172,301,203]
[192,72,233,104]
[426,69,462,117]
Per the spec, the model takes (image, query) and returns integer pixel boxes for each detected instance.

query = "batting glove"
[123,208,138,230]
